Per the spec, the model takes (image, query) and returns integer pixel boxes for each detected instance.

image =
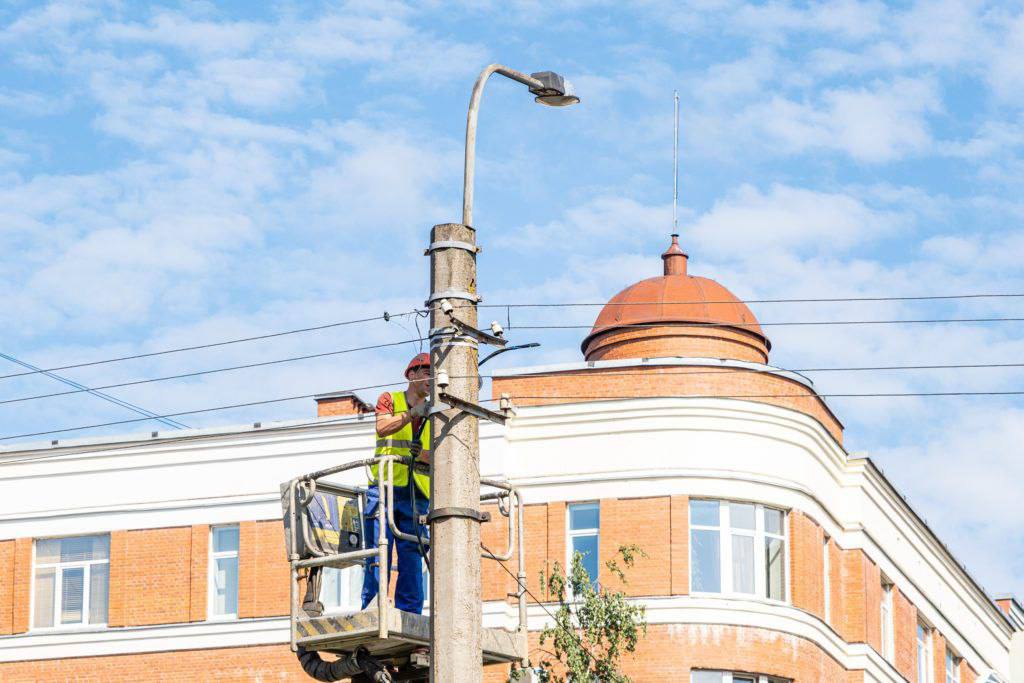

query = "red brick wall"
[893,586,918,681]
[0,643,313,682]
[598,497,671,596]
[12,538,31,633]
[123,527,192,626]
[826,537,841,627]
[484,623,852,683]
[670,494,689,595]
[239,520,290,618]
[932,630,947,683]
[107,530,128,627]
[0,501,986,682]
[492,364,844,443]
[189,524,208,622]
[481,502,513,603]
[789,511,825,619]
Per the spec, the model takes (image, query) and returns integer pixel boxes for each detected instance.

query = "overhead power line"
[6,385,1023,445]
[0,311,417,382]
[0,338,427,407]
[0,379,408,443]
[0,351,190,429]
[497,391,1024,401]
[477,292,1024,309]
[510,316,1024,331]
[0,411,379,467]
[4,357,1023,409]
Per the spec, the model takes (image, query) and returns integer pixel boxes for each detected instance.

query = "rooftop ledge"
[491,356,815,390]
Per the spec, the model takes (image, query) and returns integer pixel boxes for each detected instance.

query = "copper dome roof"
[581,235,770,360]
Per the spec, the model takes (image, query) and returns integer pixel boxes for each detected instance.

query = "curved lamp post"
[462,65,579,226]
[431,64,578,682]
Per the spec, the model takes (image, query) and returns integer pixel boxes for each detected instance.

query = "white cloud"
[689,183,902,256]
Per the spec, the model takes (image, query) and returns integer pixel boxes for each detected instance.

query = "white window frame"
[30,534,110,631]
[881,581,895,662]
[945,648,961,683]
[208,524,239,621]
[321,565,365,614]
[692,672,789,683]
[822,534,831,625]
[917,622,933,683]
[689,500,789,603]
[566,502,600,588]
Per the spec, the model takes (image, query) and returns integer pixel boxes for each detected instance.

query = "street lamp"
[429,63,578,683]
[462,64,579,226]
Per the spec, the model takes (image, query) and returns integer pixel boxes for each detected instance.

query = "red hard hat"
[405,353,431,378]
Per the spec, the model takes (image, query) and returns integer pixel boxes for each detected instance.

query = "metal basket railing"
[284,455,527,656]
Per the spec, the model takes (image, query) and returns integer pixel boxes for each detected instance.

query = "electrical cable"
[0,410,380,466]
[475,292,1024,309]
[0,338,427,406]
[0,310,418,381]
[481,540,600,670]
[494,391,1024,401]
[2,358,1022,409]
[509,316,1024,331]
[0,350,190,429]
[478,361,1024,382]
[0,380,408,442]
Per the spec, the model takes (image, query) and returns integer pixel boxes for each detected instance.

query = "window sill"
[29,623,109,634]
[689,591,790,607]
[205,614,238,622]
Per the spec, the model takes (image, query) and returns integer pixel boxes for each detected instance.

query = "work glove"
[409,401,430,418]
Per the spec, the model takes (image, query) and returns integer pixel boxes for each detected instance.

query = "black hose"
[296,645,363,681]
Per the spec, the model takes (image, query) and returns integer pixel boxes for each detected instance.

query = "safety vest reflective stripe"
[371,390,430,498]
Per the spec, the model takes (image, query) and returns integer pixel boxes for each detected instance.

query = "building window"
[32,535,110,629]
[567,502,600,586]
[945,649,961,683]
[692,671,789,683]
[209,525,239,619]
[321,565,364,613]
[917,622,933,683]
[880,581,895,662]
[822,535,831,624]
[689,499,787,601]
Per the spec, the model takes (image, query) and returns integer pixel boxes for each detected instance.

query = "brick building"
[0,235,1020,682]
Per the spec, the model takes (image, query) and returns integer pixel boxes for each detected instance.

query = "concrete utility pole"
[428,220,482,682]
[428,64,578,683]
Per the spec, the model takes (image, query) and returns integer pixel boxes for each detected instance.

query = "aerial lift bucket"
[282,456,528,682]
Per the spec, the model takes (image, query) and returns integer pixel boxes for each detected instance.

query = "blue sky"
[1,1,1023,598]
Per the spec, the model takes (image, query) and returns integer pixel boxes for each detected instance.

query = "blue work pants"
[361,483,429,614]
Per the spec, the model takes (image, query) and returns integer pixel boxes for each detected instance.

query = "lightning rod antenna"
[673,90,680,234]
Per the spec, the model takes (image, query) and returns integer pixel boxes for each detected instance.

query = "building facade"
[0,236,1019,682]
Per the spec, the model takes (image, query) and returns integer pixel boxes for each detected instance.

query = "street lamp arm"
[462,64,544,227]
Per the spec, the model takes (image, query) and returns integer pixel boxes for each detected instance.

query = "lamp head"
[529,71,580,107]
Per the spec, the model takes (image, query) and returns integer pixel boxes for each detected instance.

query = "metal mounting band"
[424,240,480,255]
[427,507,491,523]
[426,289,481,304]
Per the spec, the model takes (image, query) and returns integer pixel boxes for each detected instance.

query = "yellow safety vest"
[371,391,431,498]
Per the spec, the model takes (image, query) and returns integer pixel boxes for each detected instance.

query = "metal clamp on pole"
[426,289,480,305]
[427,507,492,523]
[436,298,506,347]
[424,240,481,256]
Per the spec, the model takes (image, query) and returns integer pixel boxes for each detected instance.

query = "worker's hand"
[409,401,430,418]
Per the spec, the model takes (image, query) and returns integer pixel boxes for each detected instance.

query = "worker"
[362,352,432,614]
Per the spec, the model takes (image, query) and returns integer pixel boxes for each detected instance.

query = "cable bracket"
[424,240,480,255]
[427,507,492,523]
[426,289,480,304]
[433,391,508,425]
